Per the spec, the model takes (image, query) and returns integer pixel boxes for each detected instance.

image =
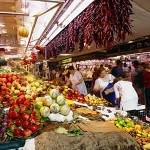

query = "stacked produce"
[0,73,29,107]
[85,94,109,106]
[25,75,52,95]
[0,108,8,142]
[59,86,71,96]
[113,117,150,149]
[7,94,42,137]
[65,89,86,103]
[34,89,74,122]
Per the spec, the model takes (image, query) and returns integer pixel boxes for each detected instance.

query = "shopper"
[63,70,71,86]
[111,60,124,78]
[123,63,131,81]
[132,60,144,104]
[93,68,116,105]
[113,77,138,112]
[143,64,150,122]
[68,66,87,95]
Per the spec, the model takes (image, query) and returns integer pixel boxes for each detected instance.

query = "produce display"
[0,73,28,107]
[8,97,42,137]
[34,89,74,123]
[0,69,149,150]
[25,75,52,95]
[65,89,86,103]
[113,117,150,150]
[85,94,109,106]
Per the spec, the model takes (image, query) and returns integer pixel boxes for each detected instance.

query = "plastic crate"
[135,109,146,118]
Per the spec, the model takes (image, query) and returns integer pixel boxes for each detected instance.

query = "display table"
[24,130,140,150]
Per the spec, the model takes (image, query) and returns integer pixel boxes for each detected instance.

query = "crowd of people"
[92,60,150,122]
[38,59,150,122]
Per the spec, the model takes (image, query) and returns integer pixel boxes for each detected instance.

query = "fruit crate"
[135,105,146,119]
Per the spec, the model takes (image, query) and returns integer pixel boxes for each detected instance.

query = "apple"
[12,76,17,81]
[9,124,16,131]
[6,82,12,88]
[20,87,26,92]
[14,90,20,95]
[13,128,22,136]
[5,94,11,100]
[22,129,32,137]
[8,111,14,119]
[15,83,21,90]
[22,113,30,121]
[22,121,30,129]
[0,96,4,102]
[12,112,20,119]
[31,93,36,99]
[16,98,24,105]
[24,100,31,106]
[8,119,13,124]
[1,78,7,83]
[30,125,39,132]
[30,112,36,118]
[21,81,27,86]
[9,99,16,106]
[1,86,8,91]
[30,117,37,124]
[18,92,25,96]
[20,106,28,113]
[15,119,22,127]
[3,102,9,107]
[7,77,12,83]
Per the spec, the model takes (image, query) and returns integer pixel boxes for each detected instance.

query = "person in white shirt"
[68,66,87,96]
[113,77,138,111]
[93,68,116,105]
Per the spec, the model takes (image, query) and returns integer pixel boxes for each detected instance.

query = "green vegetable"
[55,127,68,134]
[67,128,83,137]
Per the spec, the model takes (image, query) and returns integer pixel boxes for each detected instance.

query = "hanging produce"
[46,0,133,59]
[35,45,44,51]
[31,51,37,63]
[18,25,29,38]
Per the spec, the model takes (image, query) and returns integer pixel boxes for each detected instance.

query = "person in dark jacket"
[132,60,144,104]
[143,64,150,122]
[111,60,124,78]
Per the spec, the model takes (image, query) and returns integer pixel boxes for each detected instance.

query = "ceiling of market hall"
[0,0,150,61]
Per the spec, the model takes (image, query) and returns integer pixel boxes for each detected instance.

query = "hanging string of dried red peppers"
[46,0,133,59]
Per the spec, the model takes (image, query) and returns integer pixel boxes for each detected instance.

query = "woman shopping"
[93,68,116,105]
[113,77,138,112]
[68,66,87,96]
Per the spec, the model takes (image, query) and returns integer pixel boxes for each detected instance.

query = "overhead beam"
[0,11,29,16]
[29,0,65,3]
[26,16,38,50]
[36,3,60,17]
[26,3,62,50]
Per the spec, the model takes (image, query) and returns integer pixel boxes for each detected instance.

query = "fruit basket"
[11,126,43,140]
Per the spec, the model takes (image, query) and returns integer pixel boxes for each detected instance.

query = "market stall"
[0,0,150,149]
[0,67,149,150]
